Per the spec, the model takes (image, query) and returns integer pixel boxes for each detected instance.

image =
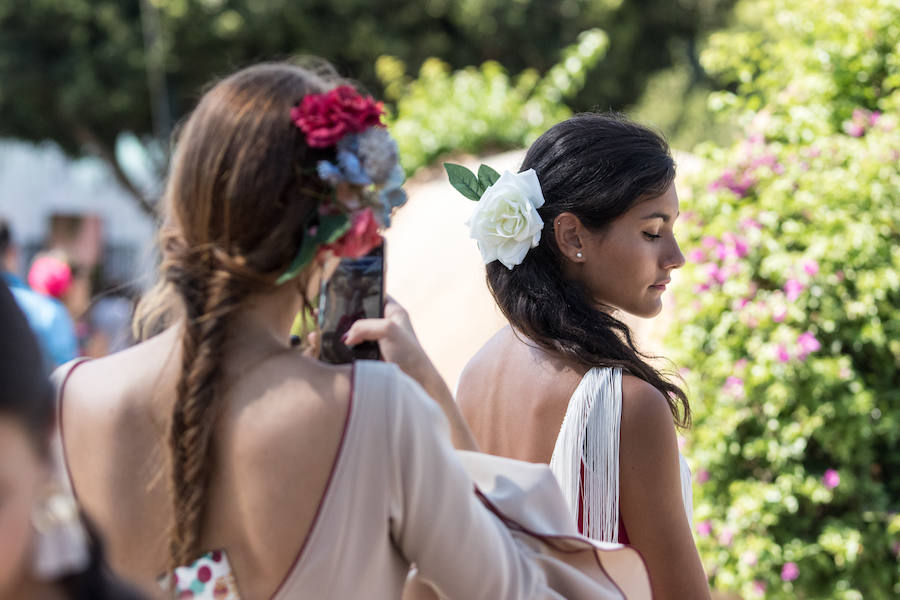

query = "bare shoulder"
[60,334,177,439]
[620,375,679,461]
[458,326,513,379]
[456,326,513,404]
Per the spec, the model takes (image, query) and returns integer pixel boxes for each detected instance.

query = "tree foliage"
[380,29,608,173]
[0,0,733,213]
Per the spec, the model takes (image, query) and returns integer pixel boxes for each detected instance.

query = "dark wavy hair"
[486,112,690,427]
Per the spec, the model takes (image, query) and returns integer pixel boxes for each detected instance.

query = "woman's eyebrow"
[640,211,678,222]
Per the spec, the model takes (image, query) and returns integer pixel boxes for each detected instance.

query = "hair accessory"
[444,162,545,270]
[278,86,407,284]
[28,255,72,299]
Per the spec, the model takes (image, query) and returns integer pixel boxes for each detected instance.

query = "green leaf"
[477,164,501,190]
[276,213,351,284]
[443,162,483,201]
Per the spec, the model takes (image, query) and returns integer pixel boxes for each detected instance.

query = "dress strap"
[50,358,91,501]
[549,367,622,542]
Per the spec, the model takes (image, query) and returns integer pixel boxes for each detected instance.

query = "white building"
[0,140,158,290]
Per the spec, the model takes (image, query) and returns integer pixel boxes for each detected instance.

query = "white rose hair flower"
[444,163,546,269]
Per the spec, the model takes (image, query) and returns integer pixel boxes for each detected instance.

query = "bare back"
[457,326,587,464]
[58,326,352,599]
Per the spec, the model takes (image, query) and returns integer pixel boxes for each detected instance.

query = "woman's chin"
[630,300,663,319]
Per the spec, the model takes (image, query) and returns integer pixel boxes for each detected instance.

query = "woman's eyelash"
[643,232,661,240]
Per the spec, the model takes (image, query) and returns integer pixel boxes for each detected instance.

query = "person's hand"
[344,296,478,451]
[343,296,432,385]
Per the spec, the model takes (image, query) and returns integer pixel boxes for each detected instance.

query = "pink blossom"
[717,527,735,547]
[740,218,762,230]
[723,376,745,398]
[784,278,805,301]
[772,304,787,323]
[715,243,729,261]
[870,111,882,126]
[702,236,718,249]
[735,358,748,371]
[741,551,758,566]
[752,580,767,595]
[696,520,712,537]
[776,344,791,363]
[710,169,756,198]
[688,249,706,262]
[823,469,840,489]
[706,263,726,285]
[734,237,749,258]
[696,469,710,483]
[803,260,819,277]
[797,332,821,359]
[781,562,799,582]
[844,122,865,137]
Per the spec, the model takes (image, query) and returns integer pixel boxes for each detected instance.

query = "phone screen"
[317,243,384,363]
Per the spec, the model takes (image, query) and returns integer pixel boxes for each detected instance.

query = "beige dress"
[55,359,651,599]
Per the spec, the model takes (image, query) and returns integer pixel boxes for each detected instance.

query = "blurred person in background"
[0,219,78,370]
[0,280,143,600]
[28,251,93,351]
[84,290,135,357]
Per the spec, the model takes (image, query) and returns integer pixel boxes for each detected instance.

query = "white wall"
[0,140,158,286]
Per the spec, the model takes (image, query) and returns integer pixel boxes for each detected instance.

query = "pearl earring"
[576,252,583,259]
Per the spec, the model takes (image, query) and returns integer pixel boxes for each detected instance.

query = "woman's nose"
[664,237,686,270]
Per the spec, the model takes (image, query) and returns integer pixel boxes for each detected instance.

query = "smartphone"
[317,242,385,363]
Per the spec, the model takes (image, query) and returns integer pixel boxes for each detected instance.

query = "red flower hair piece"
[318,207,382,260]
[291,85,384,148]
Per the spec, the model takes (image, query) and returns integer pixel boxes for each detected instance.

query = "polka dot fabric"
[169,550,241,599]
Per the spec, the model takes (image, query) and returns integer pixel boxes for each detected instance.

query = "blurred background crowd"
[1,1,898,598]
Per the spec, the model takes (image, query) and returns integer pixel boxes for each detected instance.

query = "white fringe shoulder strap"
[549,367,696,542]
[549,367,623,542]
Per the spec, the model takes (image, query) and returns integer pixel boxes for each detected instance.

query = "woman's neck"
[227,284,305,351]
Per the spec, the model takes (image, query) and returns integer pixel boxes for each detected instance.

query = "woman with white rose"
[453,112,711,599]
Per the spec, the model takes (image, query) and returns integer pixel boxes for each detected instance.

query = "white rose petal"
[466,169,546,269]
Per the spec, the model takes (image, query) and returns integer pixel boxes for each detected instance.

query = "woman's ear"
[554,212,586,263]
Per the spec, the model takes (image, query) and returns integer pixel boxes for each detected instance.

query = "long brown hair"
[143,63,338,567]
[487,112,690,427]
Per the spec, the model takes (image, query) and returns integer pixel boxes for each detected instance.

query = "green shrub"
[667,1,900,598]
[378,29,608,174]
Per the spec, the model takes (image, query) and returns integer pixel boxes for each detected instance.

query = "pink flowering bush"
[667,1,900,597]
